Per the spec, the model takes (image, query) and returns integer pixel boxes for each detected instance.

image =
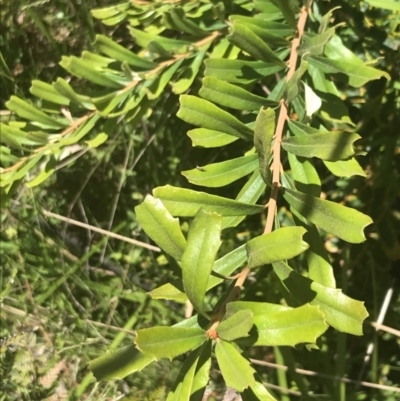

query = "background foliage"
[1,0,399,400]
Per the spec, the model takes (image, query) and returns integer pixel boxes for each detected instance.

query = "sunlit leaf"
[182,209,222,317]
[216,310,254,341]
[187,129,238,148]
[182,154,258,188]
[246,226,309,268]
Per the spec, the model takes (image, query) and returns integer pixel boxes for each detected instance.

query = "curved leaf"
[182,154,258,188]
[283,188,373,243]
[135,195,186,261]
[187,129,238,148]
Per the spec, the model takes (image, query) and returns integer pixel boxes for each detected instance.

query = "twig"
[250,358,400,393]
[264,5,310,234]
[41,209,161,252]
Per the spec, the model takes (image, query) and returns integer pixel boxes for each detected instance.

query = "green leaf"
[200,77,276,111]
[229,17,294,37]
[366,0,400,11]
[205,58,284,84]
[307,56,391,88]
[324,158,366,178]
[153,185,265,217]
[216,340,256,392]
[135,195,186,261]
[30,80,70,105]
[254,107,275,185]
[282,131,360,161]
[167,345,206,401]
[252,304,327,346]
[190,341,212,401]
[164,7,208,37]
[222,170,266,229]
[272,261,369,335]
[242,379,278,401]
[95,34,157,69]
[26,168,55,188]
[85,132,108,148]
[298,26,338,56]
[227,301,292,316]
[246,226,309,268]
[53,78,95,110]
[282,188,373,243]
[217,310,254,341]
[178,95,253,140]
[207,245,247,291]
[148,282,187,303]
[6,96,67,129]
[288,153,321,197]
[228,22,287,66]
[182,209,222,317]
[89,345,155,381]
[135,327,207,360]
[171,47,209,94]
[269,0,299,28]
[0,124,48,148]
[285,59,308,103]
[187,129,238,148]
[182,154,258,188]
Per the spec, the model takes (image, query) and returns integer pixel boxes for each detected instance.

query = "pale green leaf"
[200,77,276,111]
[216,340,256,392]
[288,153,321,197]
[26,168,55,188]
[324,158,366,177]
[228,22,287,66]
[182,209,222,317]
[135,195,186,261]
[282,131,360,161]
[178,95,253,140]
[187,129,238,148]
[85,132,108,148]
[135,327,207,360]
[148,282,187,303]
[272,261,369,335]
[30,80,70,105]
[216,310,254,341]
[246,226,309,268]
[182,154,258,188]
[283,188,373,243]
[190,342,212,401]
[53,78,95,110]
[229,16,294,37]
[153,185,265,217]
[366,0,400,11]
[242,379,278,401]
[254,107,275,185]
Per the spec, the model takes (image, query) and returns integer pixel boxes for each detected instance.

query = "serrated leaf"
[135,195,186,261]
[251,304,327,346]
[182,209,222,317]
[228,22,287,66]
[324,158,366,177]
[200,77,277,111]
[89,345,155,381]
[246,226,309,268]
[30,80,70,105]
[254,107,275,186]
[216,340,256,392]
[283,188,373,243]
[153,185,265,217]
[187,129,238,148]
[308,56,390,88]
[242,379,277,401]
[222,170,266,229]
[182,154,258,188]
[272,261,369,335]
[135,327,206,360]
[205,58,284,84]
[6,96,67,129]
[178,95,253,140]
[282,131,360,161]
[95,34,156,69]
[216,310,254,341]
